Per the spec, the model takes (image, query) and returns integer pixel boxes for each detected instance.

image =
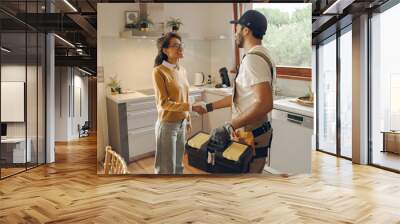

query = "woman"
[152,32,196,174]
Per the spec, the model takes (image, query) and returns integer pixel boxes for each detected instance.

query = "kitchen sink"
[136,88,155,96]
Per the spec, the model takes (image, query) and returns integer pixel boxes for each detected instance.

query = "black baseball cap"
[230,10,268,39]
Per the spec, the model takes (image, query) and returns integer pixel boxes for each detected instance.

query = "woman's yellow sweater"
[152,63,190,122]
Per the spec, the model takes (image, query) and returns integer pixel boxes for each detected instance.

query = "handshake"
[191,101,209,115]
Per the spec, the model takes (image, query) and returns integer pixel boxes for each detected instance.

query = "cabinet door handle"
[287,117,303,124]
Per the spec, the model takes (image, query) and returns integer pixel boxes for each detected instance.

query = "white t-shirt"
[232,45,276,124]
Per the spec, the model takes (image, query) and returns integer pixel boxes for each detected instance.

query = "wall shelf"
[120,30,189,39]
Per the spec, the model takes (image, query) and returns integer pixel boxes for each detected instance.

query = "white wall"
[72,73,89,138]
[97,3,232,40]
[55,67,89,141]
[1,65,33,138]
[1,64,46,164]
[98,3,234,91]
[275,78,311,97]
[210,39,234,84]
[55,67,69,141]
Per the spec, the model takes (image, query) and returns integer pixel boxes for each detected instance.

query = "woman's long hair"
[154,32,182,67]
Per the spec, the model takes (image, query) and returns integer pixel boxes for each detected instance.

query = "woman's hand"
[192,105,207,114]
[186,122,192,136]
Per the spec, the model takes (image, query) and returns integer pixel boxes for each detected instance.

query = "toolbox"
[185,131,253,173]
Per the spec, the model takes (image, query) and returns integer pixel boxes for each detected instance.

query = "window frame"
[276,66,312,81]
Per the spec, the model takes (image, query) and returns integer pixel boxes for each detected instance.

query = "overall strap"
[246,51,274,81]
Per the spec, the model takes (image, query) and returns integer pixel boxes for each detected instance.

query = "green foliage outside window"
[256,5,312,67]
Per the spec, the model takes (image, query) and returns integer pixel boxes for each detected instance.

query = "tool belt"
[245,121,273,159]
[251,121,272,138]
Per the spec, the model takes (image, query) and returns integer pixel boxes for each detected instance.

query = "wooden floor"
[125,154,211,174]
[1,163,45,178]
[1,167,26,178]
[1,134,400,223]
[372,150,400,171]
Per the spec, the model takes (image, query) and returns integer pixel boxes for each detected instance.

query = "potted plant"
[137,15,154,32]
[296,86,314,107]
[107,75,121,95]
[166,17,183,32]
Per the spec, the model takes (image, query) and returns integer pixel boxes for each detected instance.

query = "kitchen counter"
[197,86,233,96]
[273,98,314,118]
[107,86,231,104]
[108,86,312,118]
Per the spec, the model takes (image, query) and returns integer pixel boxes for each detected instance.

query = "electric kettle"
[193,72,206,86]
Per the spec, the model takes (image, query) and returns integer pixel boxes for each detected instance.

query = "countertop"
[108,86,314,118]
[107,86,232,104]
[273,98,314,118]
[198,86,233,96]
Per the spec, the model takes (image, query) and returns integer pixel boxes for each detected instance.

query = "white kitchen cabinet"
[127,109,158,130]
[188,114,202,138]
[202,92,232,133]
[269,103,313,174]
[126,100,156,111]
[128,126,156,160]
[125,100,157,161]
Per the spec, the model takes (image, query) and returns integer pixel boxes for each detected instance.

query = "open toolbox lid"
[186,131,252,162]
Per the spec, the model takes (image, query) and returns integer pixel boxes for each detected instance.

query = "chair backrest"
[104,146,129,175]
[82,121,90,129]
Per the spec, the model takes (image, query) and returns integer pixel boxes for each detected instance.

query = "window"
[317,35,337,155]
[316,25,352,159]
[254,3,312,80]
[339,27,352,158]
[370,3,400,171]
[0,1,47,179]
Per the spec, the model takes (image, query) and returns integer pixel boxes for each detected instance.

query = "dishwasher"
[268,109,313,174]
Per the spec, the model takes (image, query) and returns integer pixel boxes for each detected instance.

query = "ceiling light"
[78,67,93,76]
[323,0,354,15]
[54,34,75,48]
[63,0,78,12]
[1,47,11,53]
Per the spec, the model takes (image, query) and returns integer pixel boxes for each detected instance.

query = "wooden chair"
[104,146,129,175]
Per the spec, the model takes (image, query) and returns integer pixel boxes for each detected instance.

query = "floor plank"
[0,133,400,223]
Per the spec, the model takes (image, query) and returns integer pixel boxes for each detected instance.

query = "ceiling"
[310,0,391,43]
[0,0,98,74]
[0,0,395,74]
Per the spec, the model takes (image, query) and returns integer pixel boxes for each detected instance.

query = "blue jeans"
[154,119,186,174]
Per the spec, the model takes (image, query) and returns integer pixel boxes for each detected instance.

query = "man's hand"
[232,130,256,155]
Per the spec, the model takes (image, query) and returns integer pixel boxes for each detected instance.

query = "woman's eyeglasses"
[168,43,184,49]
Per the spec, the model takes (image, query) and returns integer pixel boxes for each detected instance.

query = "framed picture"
[125,11,139,26]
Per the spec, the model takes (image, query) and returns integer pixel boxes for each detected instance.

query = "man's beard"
[236,32,244,48]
